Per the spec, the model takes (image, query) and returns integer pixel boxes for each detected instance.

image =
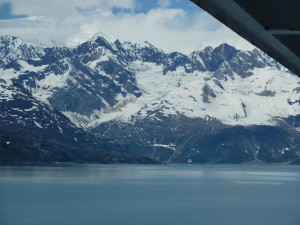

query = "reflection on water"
[234,181,284,185]
[1,164,299,181]
[0,164,299,225]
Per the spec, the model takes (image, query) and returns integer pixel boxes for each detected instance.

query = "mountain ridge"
[0,34,299,164]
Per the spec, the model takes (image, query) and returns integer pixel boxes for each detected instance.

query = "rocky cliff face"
[0,34,299,163]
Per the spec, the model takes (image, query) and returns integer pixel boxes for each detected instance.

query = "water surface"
[0,164,299,225]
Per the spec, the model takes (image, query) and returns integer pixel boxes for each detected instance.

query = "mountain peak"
[143,40,154,47]
[213,43,238,61]
[0,35,23,46]
[201,46,214,53]
[215,43,236,50]
[90,32,116,43]
[0,35,43,63]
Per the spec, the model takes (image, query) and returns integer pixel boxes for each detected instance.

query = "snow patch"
[152,144,176,151]
[34,121,43,128]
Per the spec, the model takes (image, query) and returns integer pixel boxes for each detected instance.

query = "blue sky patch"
[0,0,251,53]
[112,0,203,15]
[0,2,27,20]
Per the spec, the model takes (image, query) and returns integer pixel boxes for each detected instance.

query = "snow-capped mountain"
[0,34,299,163]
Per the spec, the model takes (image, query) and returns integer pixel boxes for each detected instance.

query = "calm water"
[0,164,299,225]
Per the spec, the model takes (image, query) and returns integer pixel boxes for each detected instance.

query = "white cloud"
[1,0,137,16]
[157,0,171,8]
[0,0,254,53]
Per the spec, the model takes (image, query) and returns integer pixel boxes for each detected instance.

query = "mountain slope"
[0,75,156,163]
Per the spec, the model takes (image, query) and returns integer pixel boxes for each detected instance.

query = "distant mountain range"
[0,34,299,164]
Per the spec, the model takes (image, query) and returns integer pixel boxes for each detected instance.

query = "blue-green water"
[0,164,299,225]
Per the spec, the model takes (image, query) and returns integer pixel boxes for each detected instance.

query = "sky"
[0,0,254,53]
